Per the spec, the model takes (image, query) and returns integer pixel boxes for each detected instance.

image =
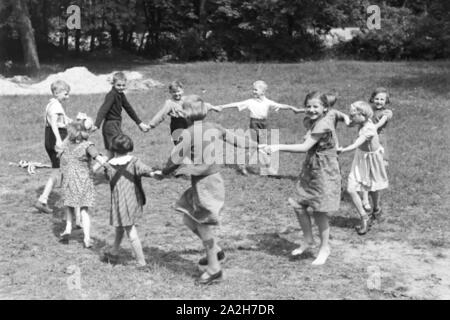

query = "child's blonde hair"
[169,80,183,92]
[66,118,92,143]
[182,95,207,122]
[51,80,71,95]
[112,71,127,83]
[351,101,373,120]
[369,87,390,104]
[253,80,268,92]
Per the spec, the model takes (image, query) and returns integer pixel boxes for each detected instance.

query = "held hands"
[336,146,345,154]
[258,144,279,154]
[344,115,352,126]
[150,170,164,180]
[139,123,151,133]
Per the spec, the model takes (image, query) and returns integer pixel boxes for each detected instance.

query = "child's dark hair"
[369,87,390,104]
[111,134,134,154]
[304,91,330,111]
[325,90,338,108]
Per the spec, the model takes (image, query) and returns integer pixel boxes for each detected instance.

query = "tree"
[9,0,40,71]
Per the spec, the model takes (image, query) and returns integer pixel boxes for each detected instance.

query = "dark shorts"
[45,127,67,168]
[102,120,122,151]
[249,118,267,144]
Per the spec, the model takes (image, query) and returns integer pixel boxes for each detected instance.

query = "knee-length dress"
[162,121,258,225]
[347,121,389,192]
[61,140,98,207]
[289,115,341,213]
[105,156,154,227]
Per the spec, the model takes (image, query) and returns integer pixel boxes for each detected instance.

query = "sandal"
[371,208,383,221]
[59,233,70,244]
[356,216,370,235]
[197,270,223,285]
[198,250,225,267]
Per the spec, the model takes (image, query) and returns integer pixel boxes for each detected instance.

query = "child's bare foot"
[312,246,330,266]
[291,242,315,256]
[83,238,93,248]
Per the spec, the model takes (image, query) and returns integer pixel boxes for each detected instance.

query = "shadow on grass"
[330,215,360,229]
[142,247,199,278]
[246,232,299,259]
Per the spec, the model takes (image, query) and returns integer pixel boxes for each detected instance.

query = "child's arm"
[338,136,367,153]
[161,133,192,176]
[134,159,155,177]
[86,145,108,166]
[215,100,249,112]
[49,113,64,149]
[204,102,221,112]
[331,109,351,126]
[260,135,318,154]
[148,101,171,128]
[122,95,149,132]
[373,115,389,130]
[94,91,115,128]
[220,125,258,149]
[270,101,304,113]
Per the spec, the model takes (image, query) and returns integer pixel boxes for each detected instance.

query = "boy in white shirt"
[34,80,72,214]
[215,80,303,175]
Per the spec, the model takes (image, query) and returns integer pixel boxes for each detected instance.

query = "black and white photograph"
[0,0,449,301]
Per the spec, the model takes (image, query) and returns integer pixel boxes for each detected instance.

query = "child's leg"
[312,212,331,265]
[361,191,371,211]
[197,224,221,274]
[112,227,125,255]
[105,150,114,160]
[370,191,380,210]
[292,206,315,255]
[182,214,222,251]
[80,207,91,247]
[125,225,146,266]
[347,188,370,234]
[75,207,82,227]
[37,169,61,206]
[62,206,74,235]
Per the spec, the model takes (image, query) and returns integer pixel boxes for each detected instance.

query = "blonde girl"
[338,101,388,235]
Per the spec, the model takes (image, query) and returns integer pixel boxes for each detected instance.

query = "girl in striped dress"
[103,134,156,267]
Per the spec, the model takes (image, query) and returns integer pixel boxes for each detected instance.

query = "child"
[260,91,342,266]
[361,88,393,214]
[59,118,106,247]
[34,80,72,214]
[337,101,389,235]
[147,80,220,145]
[215,80,302,175]
[153,95,259,284]
[102,134,156,267]
[94,72,150,159]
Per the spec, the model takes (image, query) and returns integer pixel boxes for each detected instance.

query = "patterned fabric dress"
[105,157,153,227]
[61,140,97,207]
[289,115,341,213]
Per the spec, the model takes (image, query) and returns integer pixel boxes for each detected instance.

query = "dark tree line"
[0,0,449,72]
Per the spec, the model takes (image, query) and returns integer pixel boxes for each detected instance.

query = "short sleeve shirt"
[238,97,277,119]
[45,98,69,128]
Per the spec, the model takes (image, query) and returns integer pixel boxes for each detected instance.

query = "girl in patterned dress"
[103,134,156,267]
[261,91,342,266]
[338,101,388,235]
[59,118,106,248]
[153,95,259,284]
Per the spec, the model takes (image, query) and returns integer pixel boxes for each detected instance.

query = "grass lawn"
[0,60,449,299]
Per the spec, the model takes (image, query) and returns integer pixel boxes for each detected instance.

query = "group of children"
[32,71,392,284]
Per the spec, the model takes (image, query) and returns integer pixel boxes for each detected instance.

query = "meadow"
[0,60,449,299]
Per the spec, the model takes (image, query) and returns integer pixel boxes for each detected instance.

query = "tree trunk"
[75,29,81,55]
[10,0,40,72]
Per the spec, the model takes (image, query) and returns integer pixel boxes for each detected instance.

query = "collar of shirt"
[109,155,133,165]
